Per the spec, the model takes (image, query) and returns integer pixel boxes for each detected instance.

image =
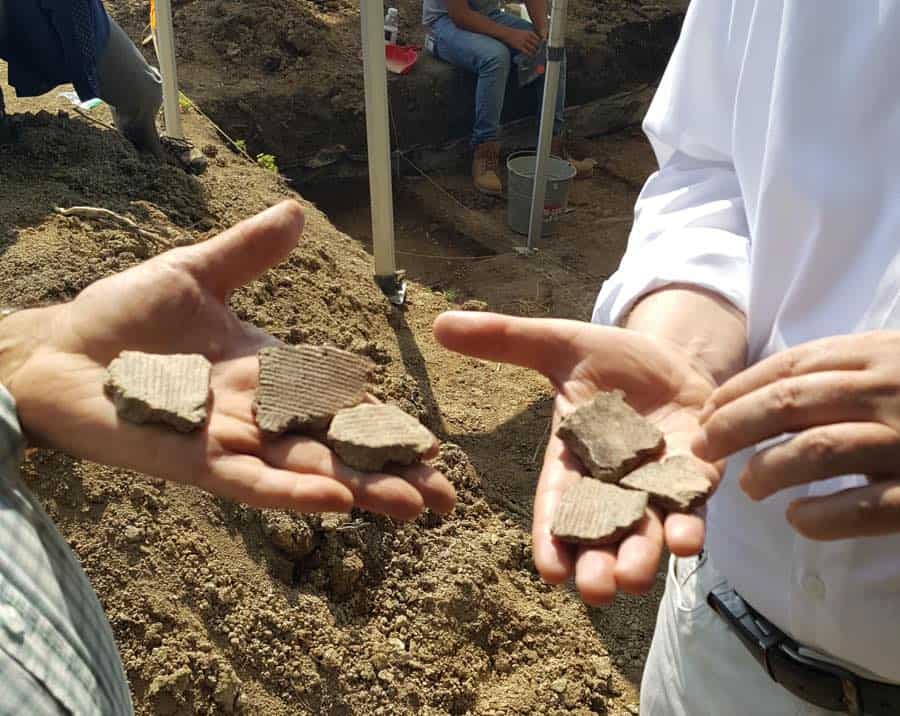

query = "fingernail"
[737,469,761,501]
[691,430,709,459]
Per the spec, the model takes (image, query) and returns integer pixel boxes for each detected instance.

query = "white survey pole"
[360,0,400,296]
[526,0,568,251]
[152,0,183,139]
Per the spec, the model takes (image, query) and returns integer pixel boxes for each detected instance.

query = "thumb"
[433,311,583,382]
[181,200,305,300]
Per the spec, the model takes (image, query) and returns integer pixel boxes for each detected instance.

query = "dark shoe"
[160,135,209,175]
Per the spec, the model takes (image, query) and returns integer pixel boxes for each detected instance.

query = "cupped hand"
[0,202,455,520]
[433,311,719,605]
[695,331,900,540]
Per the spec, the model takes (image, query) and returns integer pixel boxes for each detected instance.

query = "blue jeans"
[432,9,566,146]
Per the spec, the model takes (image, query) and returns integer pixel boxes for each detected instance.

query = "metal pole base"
[376,271,407,306]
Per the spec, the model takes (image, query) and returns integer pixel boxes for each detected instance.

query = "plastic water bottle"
[384,7,399,45]
[514,40,547,87]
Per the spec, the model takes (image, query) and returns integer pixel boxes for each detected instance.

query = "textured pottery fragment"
[105,351,211,432]
[551,478,649,545]
[253,344,372,434]
[557,390,664,482]
[620,455,713,512]
[327,403,434,471]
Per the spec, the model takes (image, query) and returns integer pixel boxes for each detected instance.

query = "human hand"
[0,202,455,520]
[505,28,541,56]
[433,312,719,605]
[694,331,900,540]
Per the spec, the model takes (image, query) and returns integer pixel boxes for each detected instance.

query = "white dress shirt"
[593,0,900,683]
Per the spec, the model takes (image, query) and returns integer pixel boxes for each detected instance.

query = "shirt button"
[801,574,826,601]
[0,604,25,639]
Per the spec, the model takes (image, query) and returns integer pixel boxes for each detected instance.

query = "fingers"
[181,200,305,300]
[613,509,665,594]
[740,422,900,500]
[433,312,584,382]
[573,511,678,605]
[573,548,618,606]
[531,432,581,583]
[786,481,900,540]
[262,436,451,520]
[695,372,877,461]
[664,512,706,556]
[523,32,540,54]
[208,454,355,512]
[398,461,457,515]
[700,335,870,421]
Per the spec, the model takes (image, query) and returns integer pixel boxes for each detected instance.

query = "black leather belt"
[707,583,900,716]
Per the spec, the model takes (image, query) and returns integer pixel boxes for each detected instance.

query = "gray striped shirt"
[0,385,132,715]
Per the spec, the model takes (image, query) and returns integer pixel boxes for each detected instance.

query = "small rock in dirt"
[619,455,713,512]
[253,344,372,434]
[202,143,218,158]
[551,678,569,694]
[461,299,488,312]
[105,351,211,432]
[124,525,144,543]
[326,403,434,471]
[551,478,648,545]
[557,390,664,482]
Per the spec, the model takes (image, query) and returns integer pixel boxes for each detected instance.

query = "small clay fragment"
[620,455,713,512]
[105,351,211,432]
[254,344,372,434]
[557,390,664,482]
[327,403,434,471]
[551,478,649,545]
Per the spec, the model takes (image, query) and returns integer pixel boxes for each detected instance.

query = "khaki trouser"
[640,552,846,716]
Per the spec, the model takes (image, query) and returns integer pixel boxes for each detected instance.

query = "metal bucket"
[506,151,576,237]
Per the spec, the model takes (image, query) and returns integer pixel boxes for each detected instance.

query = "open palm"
[2,202,455,520]
[434,311,717,604]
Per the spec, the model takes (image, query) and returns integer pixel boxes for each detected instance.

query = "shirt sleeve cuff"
[0,384,25,469]
[591,238,750,326]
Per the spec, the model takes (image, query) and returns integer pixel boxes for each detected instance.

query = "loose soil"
[1,4,668,710]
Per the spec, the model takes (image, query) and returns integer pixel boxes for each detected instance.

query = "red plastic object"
[385,44,419,75]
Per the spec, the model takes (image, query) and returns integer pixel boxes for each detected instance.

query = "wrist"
[0,305,62,403]
[623,285,748,386]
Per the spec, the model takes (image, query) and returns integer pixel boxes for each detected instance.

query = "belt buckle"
[780,643,863,715]
[841,677,861,716]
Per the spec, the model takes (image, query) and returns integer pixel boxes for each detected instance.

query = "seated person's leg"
[433,18,512,194]
[433,17,512,147]
[487,8,594,177]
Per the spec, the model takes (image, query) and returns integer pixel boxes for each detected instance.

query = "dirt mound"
[1,76,661,714]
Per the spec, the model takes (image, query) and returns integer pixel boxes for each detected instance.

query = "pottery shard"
[620,455,713,512]
[551,478,649,545]
[105,351,211,432]
[254,344,372,434]
[327,403,434,471]
[557,390,664,482]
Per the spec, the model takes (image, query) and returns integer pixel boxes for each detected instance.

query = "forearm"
[624,285,748,386]
[448,6,512,42]
[0,306,60,403]
[524,0,548,35]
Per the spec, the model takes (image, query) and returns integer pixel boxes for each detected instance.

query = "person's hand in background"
[434,311,719,605]
[0,201,456,520]
[504,27,541,55]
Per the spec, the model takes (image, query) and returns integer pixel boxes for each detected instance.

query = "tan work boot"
[552,136,597,180]
[473,141,503,196]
